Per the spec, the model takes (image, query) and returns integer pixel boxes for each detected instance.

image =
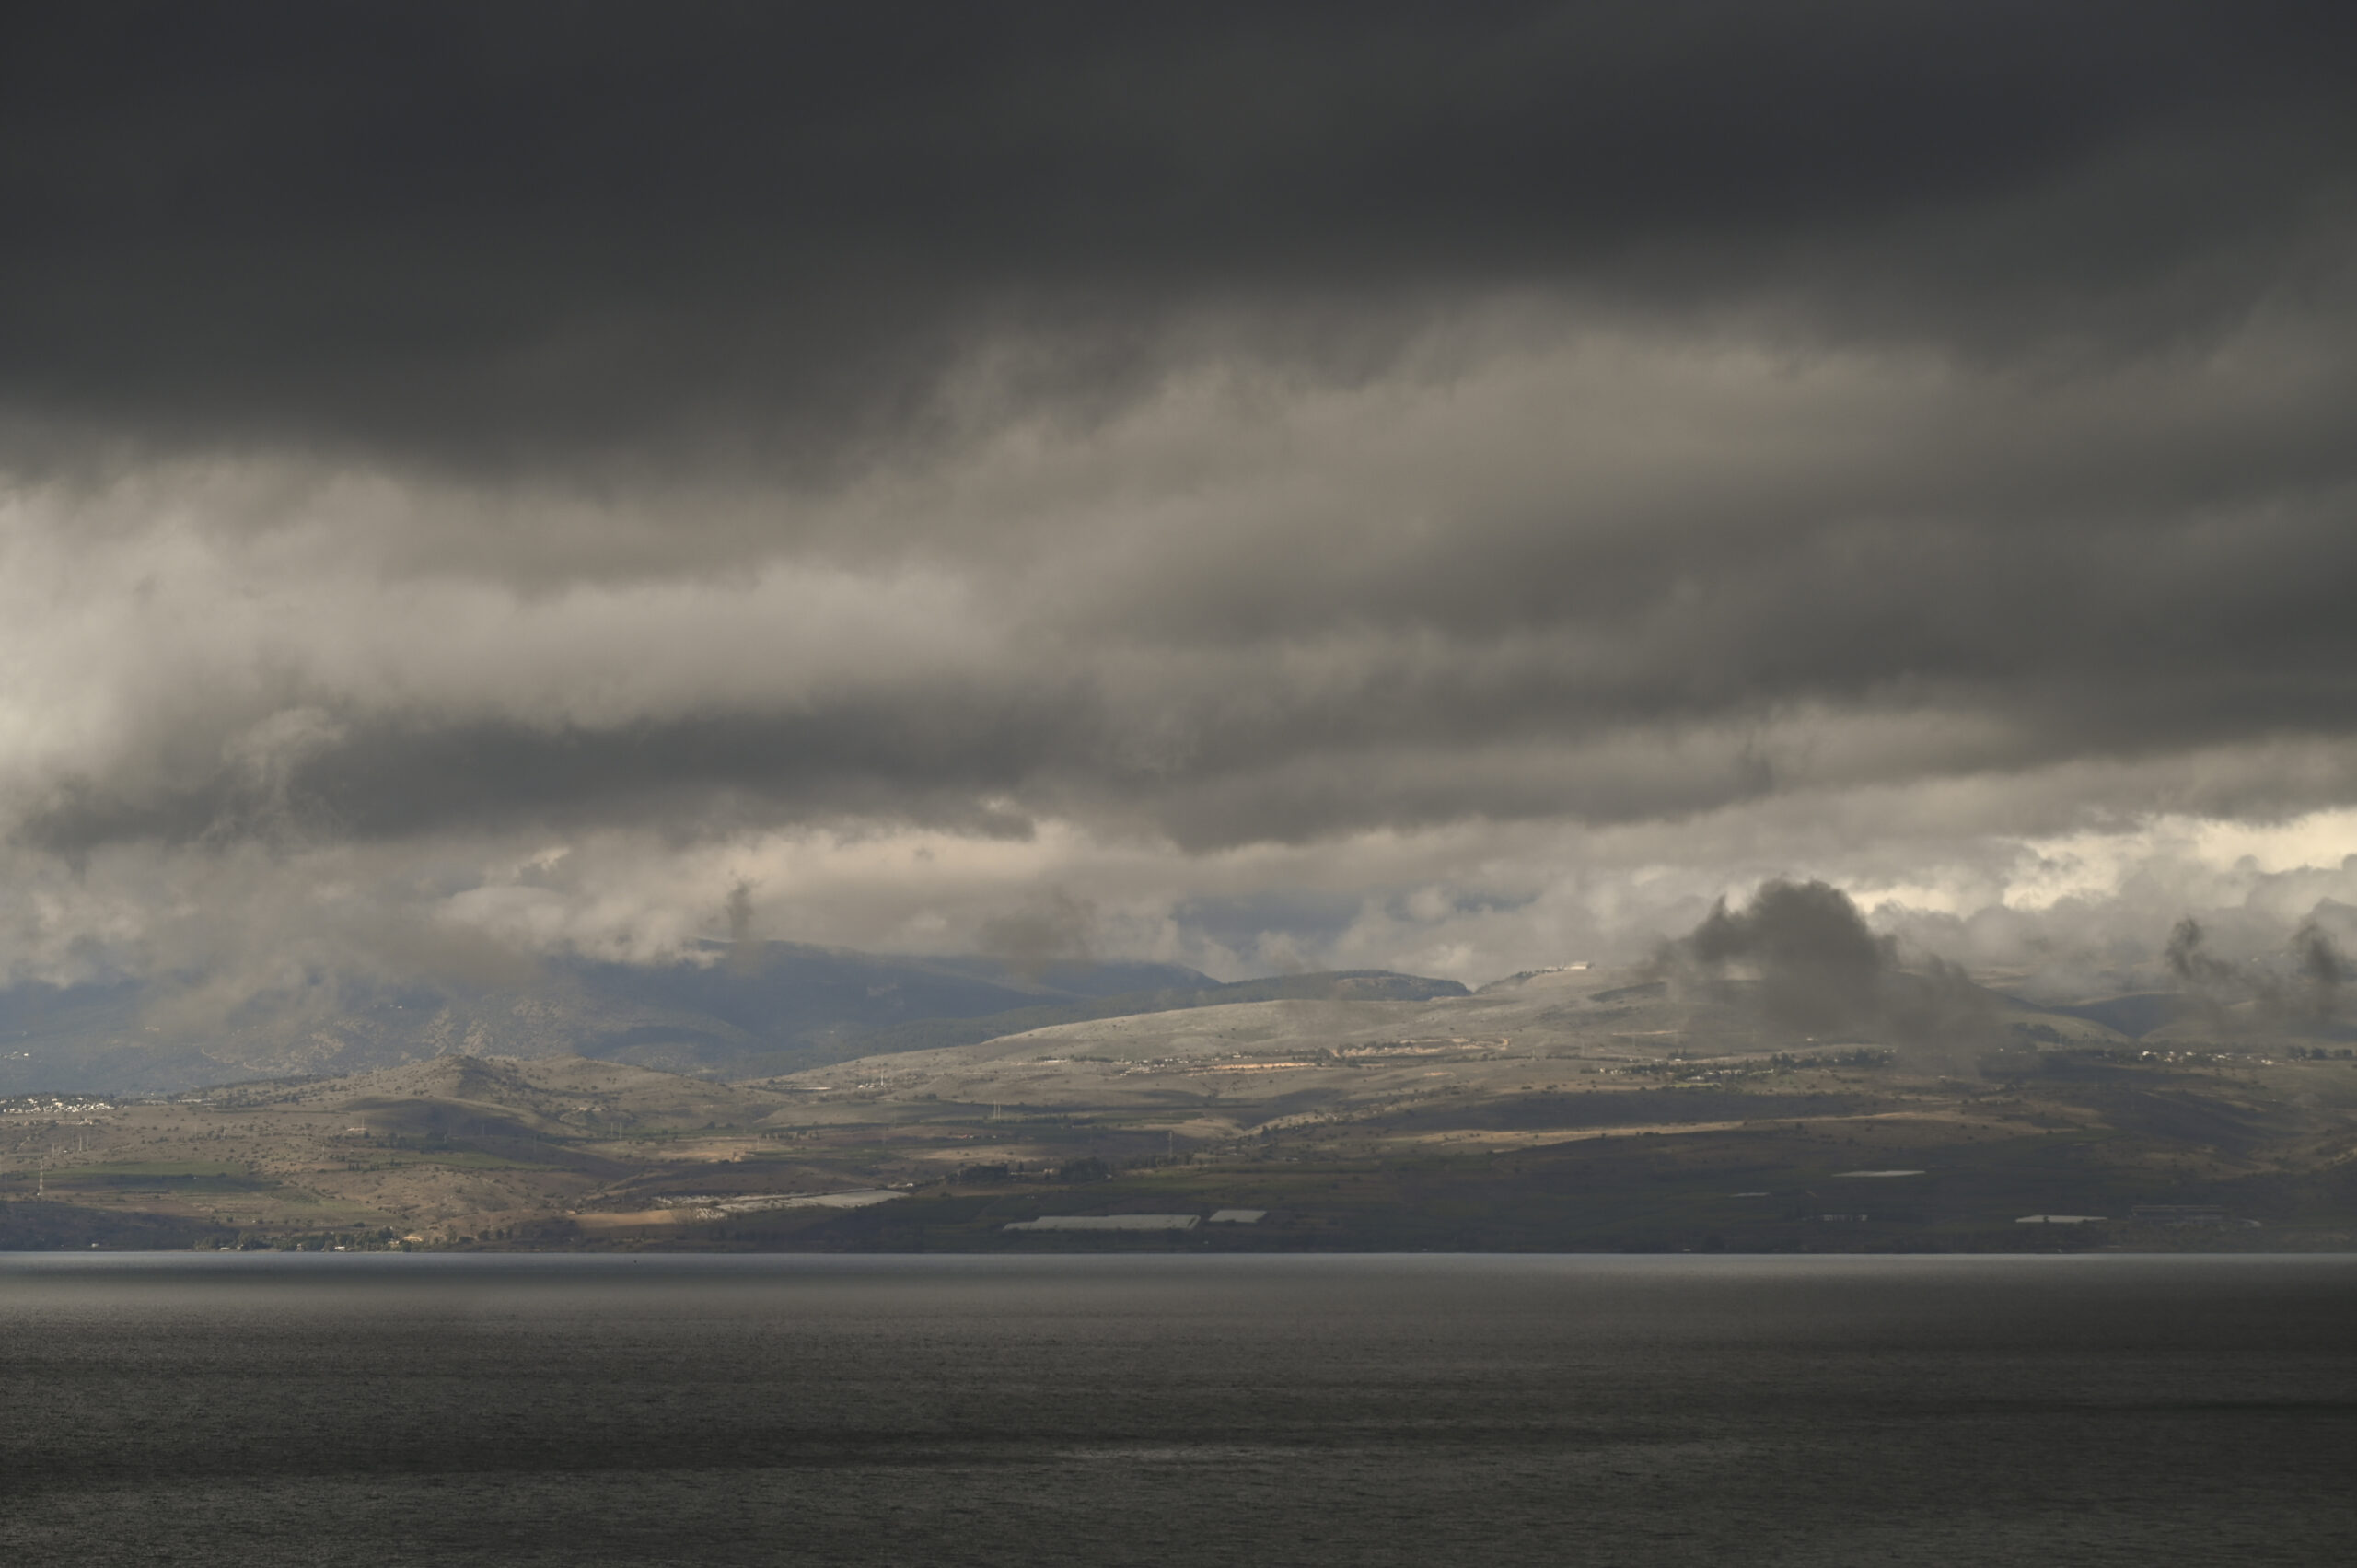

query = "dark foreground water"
[3,1255,2353,1567]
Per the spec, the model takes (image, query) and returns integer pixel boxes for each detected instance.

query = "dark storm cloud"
[1667,879,1996,1049]
[17,692,1086,855]
[4,1,2351,469]
[3,2,2357,996]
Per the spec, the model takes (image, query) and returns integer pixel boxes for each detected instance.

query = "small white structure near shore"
[677,1190,905,1219]
[1004,1214,1202,1232]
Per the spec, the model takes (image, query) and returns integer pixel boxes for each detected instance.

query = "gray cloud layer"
[1,5,2354,993]
[8,3,2351,465]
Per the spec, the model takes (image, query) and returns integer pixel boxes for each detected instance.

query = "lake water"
[3,1254,2352,1566]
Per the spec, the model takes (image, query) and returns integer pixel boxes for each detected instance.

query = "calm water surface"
[3,1253,2352,1566]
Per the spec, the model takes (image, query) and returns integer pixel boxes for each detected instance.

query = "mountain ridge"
[0,945,1467,1095]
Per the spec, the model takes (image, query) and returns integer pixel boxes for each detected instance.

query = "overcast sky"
[3,3,2355,997]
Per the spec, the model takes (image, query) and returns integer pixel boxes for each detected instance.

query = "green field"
[37,1161,274,1193]
[364,1148,553,1171]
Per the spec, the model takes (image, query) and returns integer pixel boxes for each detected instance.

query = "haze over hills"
[6,882,2353,1253]
[0,942,1466,1097]
[7,878,2343,1106]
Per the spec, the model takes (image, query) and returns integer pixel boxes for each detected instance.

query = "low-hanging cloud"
[977,886,1098,981]
[2162,913,2351,1028]
[1666,879,1998,1050]
[2294,921,2346,1016]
